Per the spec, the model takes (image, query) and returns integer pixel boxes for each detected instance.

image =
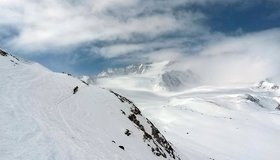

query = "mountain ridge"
[0,51,181,160]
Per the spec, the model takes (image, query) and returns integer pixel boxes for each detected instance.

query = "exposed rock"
[156,70,199,91]
[110,90,181,160]
[0,49,8,56]
[120,109,126,115]
[245,94,260,103]
[257,81,265,88]
[81,80,89,85]
[119,146,125,150]
[257,80,279,90]
[245,94,264,108]
[272,85,279,90]
[98,63,151,78]
[276,104,280,111]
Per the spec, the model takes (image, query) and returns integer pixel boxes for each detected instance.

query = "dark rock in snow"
[272,85,279,90]
[81,80,89,85]
[110,90,181,160]
[245,94,260,103]
[276,105,280,111]
[245,94,264,108]
[120,110,126,115]
[0,49,8,56]
[119,146,125,150]
[97,63,151,78]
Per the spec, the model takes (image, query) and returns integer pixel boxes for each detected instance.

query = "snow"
[93,61,280,160]
[2,52,280,160]
[155,70,199,91]
[97,63,151,78]
[0,54,180,160]
[95,61,200,92]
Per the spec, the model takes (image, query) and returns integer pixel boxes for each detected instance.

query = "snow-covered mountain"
[97,63,151,78]
[94,61,200,91]
[155,69,199,91]
[92,61,280,160]
[3,49,280,160]
[0,50,181,160]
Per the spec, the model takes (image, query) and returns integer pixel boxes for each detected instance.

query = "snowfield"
[0,53,181,160]
[94,61,280,160]
[2,50,280,160]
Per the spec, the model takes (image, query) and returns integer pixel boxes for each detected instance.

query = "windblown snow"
[0,52,181,160]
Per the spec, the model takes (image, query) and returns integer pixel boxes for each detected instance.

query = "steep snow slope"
[0,53,181,160]
[93,62,280,160]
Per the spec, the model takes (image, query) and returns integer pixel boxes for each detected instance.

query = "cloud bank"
[0,0,207,53]
[172,29,280,84]
[1,0,280,84]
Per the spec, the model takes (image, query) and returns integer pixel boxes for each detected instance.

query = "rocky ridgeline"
[110,90,181,160]
[256,80,279,90]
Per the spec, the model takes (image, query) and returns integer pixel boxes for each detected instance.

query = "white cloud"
[143,48,184,62]
[0,0,248,55]
[176,29,280,85]
[0,0,207,54]
[1,0,280,84]
[201,29,280,56]
[100,44,143,58]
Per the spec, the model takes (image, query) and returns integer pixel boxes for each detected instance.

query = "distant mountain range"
[92,61,200,91]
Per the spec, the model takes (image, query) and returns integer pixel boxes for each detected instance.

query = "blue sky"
[1,0,280,75]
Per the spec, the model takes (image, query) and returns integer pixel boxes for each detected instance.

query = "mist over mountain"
[2,0,280,159]
[97,63,152,77]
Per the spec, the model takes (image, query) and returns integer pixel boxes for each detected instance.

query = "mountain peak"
[97,63,152,78]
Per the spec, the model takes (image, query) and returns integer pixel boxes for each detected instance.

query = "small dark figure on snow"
[73,86,79,94]
[124,129,131,136]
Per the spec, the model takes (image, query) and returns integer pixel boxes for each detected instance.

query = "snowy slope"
[93,61,280,160]
[0,52,181,160]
